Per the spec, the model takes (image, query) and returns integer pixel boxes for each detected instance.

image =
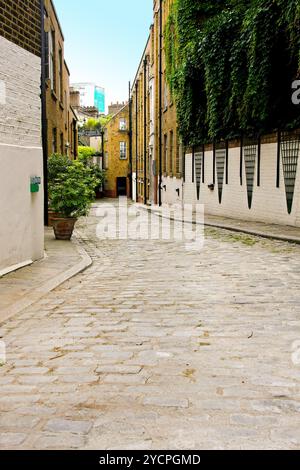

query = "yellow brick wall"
[44,0,77,160]
[104,105,130,198]
[131,0,182,205]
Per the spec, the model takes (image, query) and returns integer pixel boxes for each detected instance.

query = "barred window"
[58,48,63,103]
[120,141,127,160]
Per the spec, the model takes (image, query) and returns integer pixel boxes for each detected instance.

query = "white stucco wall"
[0,36,44,274]
[132,172,137,202]
[90,136,102,151]
[161,176,183,206]
[184,142,300,227]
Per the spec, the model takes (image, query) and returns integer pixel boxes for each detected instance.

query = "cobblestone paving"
[0,201,300,449]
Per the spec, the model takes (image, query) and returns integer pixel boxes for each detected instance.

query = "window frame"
[49,29,56,92]
[120,141,127,160]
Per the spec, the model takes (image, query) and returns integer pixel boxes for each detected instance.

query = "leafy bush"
[48,161,100,218]
[48,154,72,184]
[79,116,112,132]
[78,147,105,188]
[165,0,300,145]
[78,146,96,160]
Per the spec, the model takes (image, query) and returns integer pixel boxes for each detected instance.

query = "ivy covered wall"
[165,0,300,146]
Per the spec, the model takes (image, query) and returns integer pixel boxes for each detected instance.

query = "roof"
[105,103,129,127]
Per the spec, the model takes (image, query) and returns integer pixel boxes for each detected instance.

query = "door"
[117,177,127,196]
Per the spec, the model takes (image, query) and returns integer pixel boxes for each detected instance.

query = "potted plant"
[49,160,100,240]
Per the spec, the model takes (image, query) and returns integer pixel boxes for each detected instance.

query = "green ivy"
[165,0,300,146]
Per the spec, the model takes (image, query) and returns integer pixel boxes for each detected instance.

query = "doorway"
[117,177,127,196]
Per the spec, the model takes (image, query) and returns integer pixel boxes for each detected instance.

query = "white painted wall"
[161,176,183,206]
[184,142,300,227]
[132,172,137,202]
[90,136,102,151]
[0,36,44,274]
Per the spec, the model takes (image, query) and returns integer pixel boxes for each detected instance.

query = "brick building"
[104,104,130,198]
[0,0,44,274]
[130,0,300,227]
[44,0,78,159]
[131,36,152,204]
[108,102,127,117]
[130,0,183,206]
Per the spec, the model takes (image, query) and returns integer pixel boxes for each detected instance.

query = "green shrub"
[48,154,72,184]
[78,148,105,189]
[78,146,96,161]
[48,161,100,218]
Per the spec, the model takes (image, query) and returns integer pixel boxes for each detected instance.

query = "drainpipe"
[135,81,139,202]
[128,81,133,200]
[158,0,163,207]
[101,128,105,160]
[143,57,148,205]
[40,0,48,226]
[73,120,78,159]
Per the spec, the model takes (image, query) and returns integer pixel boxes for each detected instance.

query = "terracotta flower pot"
[48,210,60,227]
[52,217,77,240]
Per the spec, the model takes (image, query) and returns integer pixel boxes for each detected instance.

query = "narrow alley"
[0,201,299,450]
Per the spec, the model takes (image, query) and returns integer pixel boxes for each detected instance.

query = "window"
[58,48,63,102]
[52,128,57,153]
[119,118,127,131]
[64,91,68,121]
[169,130,174,174]
[44,10,49,79]
[49,29,56,91]
[120,142,127,160]
[149,85,153,123]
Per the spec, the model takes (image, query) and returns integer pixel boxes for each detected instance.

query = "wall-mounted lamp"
[208,183,215,191]
[176,188,180,197]
[163,185,167,191]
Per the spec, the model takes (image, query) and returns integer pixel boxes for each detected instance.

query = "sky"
[54,0,153,112]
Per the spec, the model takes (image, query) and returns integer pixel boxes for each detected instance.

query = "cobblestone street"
[0,201,300,450]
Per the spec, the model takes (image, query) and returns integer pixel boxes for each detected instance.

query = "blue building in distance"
[71,83,105,114]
